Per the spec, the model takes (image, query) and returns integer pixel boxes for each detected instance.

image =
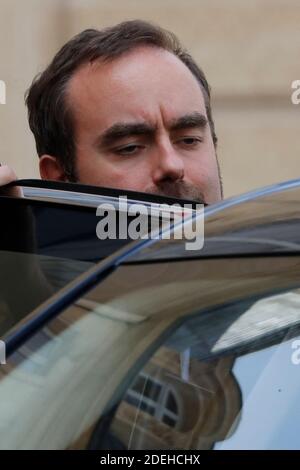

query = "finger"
[0,164,17,185]
[0,164,23,197]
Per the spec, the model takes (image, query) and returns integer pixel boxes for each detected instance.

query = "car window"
[128,219,300,262]
[0,190,196,338]
[128,188,300,262]
[0,256,300,449]
[0,196,133,337]
[106,291,300,450]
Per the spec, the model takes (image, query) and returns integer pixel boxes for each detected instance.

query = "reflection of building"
[111,347,242,450]
[0,310,77,382]
[0,283,243,450]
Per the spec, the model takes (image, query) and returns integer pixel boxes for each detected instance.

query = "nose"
[151,138,184,185]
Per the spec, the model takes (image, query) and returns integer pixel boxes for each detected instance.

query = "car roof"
[129,178,300,262]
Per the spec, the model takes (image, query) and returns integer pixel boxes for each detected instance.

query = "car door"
[1,179,300,450]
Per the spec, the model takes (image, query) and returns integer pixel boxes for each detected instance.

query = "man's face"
[66,46,222,204]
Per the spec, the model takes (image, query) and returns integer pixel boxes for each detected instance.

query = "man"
[0,20,222,204]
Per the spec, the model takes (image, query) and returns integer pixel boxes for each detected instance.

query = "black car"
[0,178,300,450]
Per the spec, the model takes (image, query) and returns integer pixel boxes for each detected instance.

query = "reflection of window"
[11,327,62,376]
[125,372,179,428]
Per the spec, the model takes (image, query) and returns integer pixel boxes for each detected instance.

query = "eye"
[114,144,144,156]
[178,137,202,147]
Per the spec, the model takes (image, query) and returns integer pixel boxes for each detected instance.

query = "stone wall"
[0,0,299,197]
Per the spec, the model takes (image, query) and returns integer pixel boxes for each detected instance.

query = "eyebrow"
[97,112,208,148]
[98,122,156,148]
[169,112,208,132]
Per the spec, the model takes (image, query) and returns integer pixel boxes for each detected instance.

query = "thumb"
[0,164,23,197]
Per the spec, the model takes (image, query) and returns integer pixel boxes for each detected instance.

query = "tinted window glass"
[0,196,132,336]
[102,289,300,450]
[0,257,300,449]
[0,197,131,262]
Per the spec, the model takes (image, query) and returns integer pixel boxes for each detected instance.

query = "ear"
[39,155,67,181]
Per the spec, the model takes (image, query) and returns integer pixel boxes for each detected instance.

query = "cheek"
[76,148,151,190]
[186,149,218,183]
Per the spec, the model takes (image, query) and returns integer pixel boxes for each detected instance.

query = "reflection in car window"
[0,194,140,337]
[0,251,93,337]
[128,187,300,262]
[105,290,300,450]
[0,197,100,336]
[0,257,300,449]
[215,336,300,450]
[0,197,131,262]
[124,372,179,428]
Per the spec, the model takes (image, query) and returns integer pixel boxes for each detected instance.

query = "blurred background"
[0,0,299,198]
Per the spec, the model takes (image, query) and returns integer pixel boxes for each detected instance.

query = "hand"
[0,164,22,197]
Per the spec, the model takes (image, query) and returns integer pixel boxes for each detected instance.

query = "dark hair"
[25,20,217,181]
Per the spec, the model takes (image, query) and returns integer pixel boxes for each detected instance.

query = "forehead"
[67,46,207,131]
